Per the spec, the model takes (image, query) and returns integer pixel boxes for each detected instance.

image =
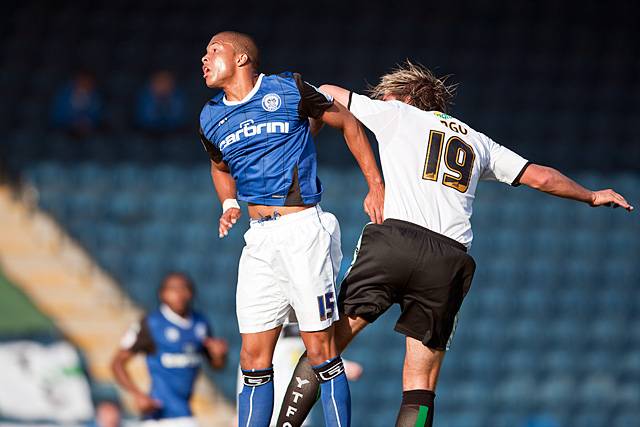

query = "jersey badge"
[262,93,282,112]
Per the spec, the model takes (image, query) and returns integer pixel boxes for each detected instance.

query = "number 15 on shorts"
[317,291,335,321]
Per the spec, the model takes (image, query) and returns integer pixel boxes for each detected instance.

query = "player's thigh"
[334,314,369,353]
[236,242,290,334]
[338,223,405,324]
[403,336,446,391]
[396,249,476,351]
[278,209,342,332]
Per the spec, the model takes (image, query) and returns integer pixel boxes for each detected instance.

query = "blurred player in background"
[235,314,364,426]
[277,61,634,427]
[199,31,384,427]
[111,272,228,427]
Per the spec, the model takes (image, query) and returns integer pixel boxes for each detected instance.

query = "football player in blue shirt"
[199,31,385,427]
[111,272,227,427]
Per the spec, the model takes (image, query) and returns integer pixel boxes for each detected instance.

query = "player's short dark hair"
[368,60,457,113]
[159,271,195,294]
[213,31,260,70]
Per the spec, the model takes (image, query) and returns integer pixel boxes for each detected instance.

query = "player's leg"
[394,338,445,427]
[299,326,350,427]
[390,222,477,427]
[239,328,281,427]
[276,220,398,427]
[275,207,353,427]
[236,226,290,427]
[276,315,368,427]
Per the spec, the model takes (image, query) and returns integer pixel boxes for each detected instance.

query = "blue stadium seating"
[22,161,640,426]
[2,0,639,424]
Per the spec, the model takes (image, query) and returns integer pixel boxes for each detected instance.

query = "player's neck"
[223,72,260,102]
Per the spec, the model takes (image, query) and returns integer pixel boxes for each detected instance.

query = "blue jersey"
[121,305,212,419]
[199,72,334,206]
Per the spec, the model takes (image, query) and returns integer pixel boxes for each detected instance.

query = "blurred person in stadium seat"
[135,70,187,134]
[276,61,634,427]
[89,400,122,427]
[199,31,384,427]
[111,272,227,427]
[50,69,103,138]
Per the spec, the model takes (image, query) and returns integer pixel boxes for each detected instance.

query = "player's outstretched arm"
[519,164,634,211]
[318,101,385,223]
[111,350,162,413]
[319,84,350,107]
[210,159,242,237]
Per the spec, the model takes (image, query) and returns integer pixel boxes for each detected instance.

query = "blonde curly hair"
[368,60,457,113]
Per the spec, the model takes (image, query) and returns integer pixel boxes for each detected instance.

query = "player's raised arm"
[319,84,350,107]
[518,164,634,211]
[295,76,385,223]
[321,84,401,144]
[319,101,385,223]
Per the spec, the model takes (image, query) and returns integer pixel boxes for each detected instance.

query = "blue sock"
[313,356,351,427]
[238,367,274,427]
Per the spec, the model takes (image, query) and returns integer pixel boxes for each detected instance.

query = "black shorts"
[338,219,476,351]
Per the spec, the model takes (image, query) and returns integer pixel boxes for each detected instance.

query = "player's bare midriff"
[248,203,316,220]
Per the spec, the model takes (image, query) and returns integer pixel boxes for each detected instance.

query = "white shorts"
[140,417,198,427]
[236,205,342,333]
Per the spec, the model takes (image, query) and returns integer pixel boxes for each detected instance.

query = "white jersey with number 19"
[348,92,530,248]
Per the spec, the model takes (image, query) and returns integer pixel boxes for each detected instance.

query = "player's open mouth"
[202,66,210,78]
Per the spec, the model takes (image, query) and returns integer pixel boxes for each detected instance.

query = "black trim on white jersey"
[511,161,532,187]
[347,91,353,111]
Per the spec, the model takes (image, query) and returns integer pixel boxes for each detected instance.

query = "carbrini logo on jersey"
[218,119,290,151]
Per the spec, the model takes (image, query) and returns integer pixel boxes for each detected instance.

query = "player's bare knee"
[239,344,271,370]
[304,343,335,366]
[300,328,339,366]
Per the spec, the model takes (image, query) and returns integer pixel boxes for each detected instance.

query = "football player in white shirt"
[275,61,634,427]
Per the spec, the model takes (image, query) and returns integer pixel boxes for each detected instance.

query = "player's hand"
[364,182,385,224]
[204,337,229,358]
[219,208,242,238]
[133,393,162,414]
[590,189,634,211]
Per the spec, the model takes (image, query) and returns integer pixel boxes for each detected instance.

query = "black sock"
[276,355,320,426]
[395,389,435,427]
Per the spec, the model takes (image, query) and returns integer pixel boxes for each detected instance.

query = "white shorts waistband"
[249,205,323,229]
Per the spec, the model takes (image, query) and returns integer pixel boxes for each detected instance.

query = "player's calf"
[239,367,275,427]
[239,329,281,426]
[300,328,351,427]
[395,337,445,427]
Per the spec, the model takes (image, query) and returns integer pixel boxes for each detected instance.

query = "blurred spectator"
[50,70,103,137]
[111,272,227,425]
[135,71,187,134]
[89,400,122,427]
